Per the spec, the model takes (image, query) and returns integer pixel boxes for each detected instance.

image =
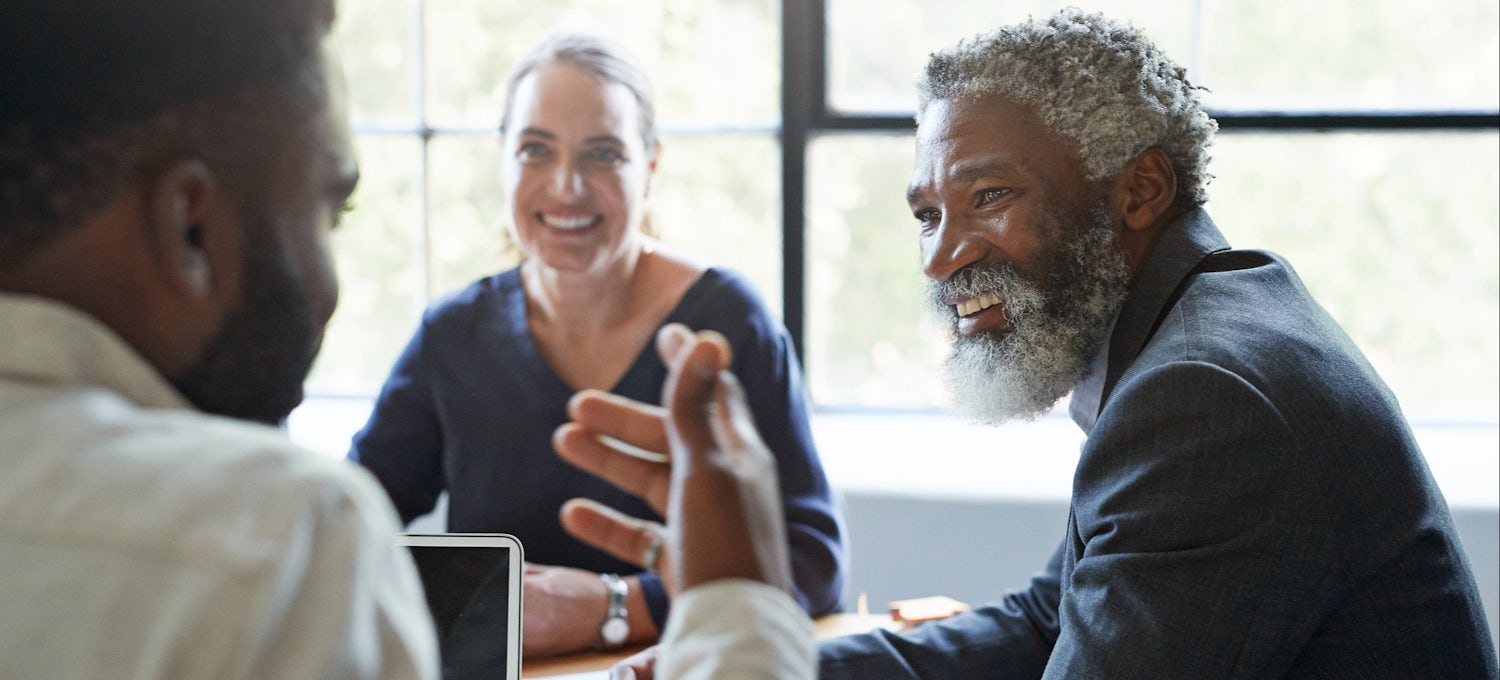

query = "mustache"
[925,260,1046,320]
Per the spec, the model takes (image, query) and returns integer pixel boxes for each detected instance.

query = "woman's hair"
[499,33,658,157]
[917,8,1217,208]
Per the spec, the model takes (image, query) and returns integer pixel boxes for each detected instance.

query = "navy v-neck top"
[350,266,847,621]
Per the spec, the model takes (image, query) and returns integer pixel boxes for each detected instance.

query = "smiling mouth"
[955,292,1002,318]
[540,213,598,230]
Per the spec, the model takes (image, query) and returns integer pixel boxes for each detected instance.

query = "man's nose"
[921,216,987,283]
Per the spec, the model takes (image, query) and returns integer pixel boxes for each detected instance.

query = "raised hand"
[554,323,793,596]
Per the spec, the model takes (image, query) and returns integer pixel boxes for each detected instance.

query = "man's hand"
[606,646,659,680]
[554,323,793,596]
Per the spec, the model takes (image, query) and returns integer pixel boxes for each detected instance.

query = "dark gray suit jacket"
[820,209,1497,678]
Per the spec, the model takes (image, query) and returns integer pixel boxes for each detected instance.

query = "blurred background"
[292,0,1499,646]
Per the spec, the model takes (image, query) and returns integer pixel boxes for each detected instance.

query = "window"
[804,0,1500,421]
[314,0,1500,425]
[311,0,781,397]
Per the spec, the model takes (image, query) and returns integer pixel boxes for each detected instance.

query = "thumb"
[662,336,730,468]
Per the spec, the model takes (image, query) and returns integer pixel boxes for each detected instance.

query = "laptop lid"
[400,533,524,680]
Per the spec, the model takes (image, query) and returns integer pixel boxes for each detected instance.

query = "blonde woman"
[349,34,846,658]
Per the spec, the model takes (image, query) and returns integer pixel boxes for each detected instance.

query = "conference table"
[522,612,900,677]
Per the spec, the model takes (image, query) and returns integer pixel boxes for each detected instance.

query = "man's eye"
[977,188,1010,206]
[914,208,940,227]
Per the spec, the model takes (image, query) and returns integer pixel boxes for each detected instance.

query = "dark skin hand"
[553,323,794,679]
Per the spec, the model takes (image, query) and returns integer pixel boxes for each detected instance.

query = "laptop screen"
[402,534,523,680]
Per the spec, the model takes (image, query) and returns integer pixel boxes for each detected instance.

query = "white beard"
[930,208,1130,425]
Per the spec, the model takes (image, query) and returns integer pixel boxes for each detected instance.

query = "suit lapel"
[1097,208,1231,411]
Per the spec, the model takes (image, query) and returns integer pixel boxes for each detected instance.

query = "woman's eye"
[587,147,625,164]
[517,142,550,160]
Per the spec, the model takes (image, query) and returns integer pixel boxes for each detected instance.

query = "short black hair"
[0,0,336,260]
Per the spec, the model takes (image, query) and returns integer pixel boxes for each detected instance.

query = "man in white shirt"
[0,1,438,677]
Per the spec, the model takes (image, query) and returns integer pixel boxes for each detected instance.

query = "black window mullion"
[780,0,826,366]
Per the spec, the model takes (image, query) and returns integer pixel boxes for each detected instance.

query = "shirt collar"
[0,292,193,412]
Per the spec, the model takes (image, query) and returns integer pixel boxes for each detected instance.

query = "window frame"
[338,0,1500,407]
[777,0,1500,382]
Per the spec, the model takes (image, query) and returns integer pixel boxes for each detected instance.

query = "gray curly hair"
[917,8,1217,207]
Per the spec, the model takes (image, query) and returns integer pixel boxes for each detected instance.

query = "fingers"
[657,324,732,373]
[609,646,659,680]
[554,423,672,513]
[661,334,733,470]
[566,389,670,455]
[655,323,692,365]
[559,498,667,576]
[713,369,768,462]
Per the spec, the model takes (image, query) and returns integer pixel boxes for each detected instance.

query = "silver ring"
[641,531,663,573]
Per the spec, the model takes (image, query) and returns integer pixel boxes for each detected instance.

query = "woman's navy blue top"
[349,266,847,626]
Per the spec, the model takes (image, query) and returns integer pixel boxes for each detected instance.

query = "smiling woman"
[342,32,847,661]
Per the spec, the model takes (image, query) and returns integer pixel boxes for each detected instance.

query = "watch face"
[602,617,629,646]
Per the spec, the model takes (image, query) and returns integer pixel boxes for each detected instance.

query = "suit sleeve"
[347,319,446,525]
[818,544,1062,679]
[1044,361,1331,678]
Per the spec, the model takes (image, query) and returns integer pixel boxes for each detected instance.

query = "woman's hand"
[520,563,610,658]
[553,323,793,596]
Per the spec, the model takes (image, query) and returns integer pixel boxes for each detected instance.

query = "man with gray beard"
[930,206,1128,425]
[551,8,1497,680]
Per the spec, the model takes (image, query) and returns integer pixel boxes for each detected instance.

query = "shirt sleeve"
[239,465,440,680]
[348,317,446,525]
[657,580,815,680]
[719,279,848,617]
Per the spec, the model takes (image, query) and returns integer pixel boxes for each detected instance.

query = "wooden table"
[522,612,899,677]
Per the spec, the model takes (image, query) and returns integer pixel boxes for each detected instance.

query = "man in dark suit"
[554,8,1497,679]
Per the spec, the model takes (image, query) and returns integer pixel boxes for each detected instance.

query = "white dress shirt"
[657,579,815,680]
[0,293,438,679]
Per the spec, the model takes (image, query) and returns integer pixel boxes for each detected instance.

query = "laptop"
[400,533,524,680]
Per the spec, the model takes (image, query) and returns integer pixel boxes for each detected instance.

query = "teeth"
[956,292,1001,318]
[542,214,595,230]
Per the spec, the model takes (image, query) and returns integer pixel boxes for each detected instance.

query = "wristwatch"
[598,573,629,650]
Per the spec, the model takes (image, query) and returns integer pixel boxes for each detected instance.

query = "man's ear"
[1113,146,1178,233]
[144,159,230,298]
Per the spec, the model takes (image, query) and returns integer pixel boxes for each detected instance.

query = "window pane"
[423,0,779,130]
[827,0,1195,114]
[306,136,426,396]
[1201,0,1500,110]
[653,134,783,312]
[1209,132,1499,421]
[333,0,419,127]
[806,131,1500,424]
[829,1,1500,113]
[428,133,512,298]
[806,133,948,408]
